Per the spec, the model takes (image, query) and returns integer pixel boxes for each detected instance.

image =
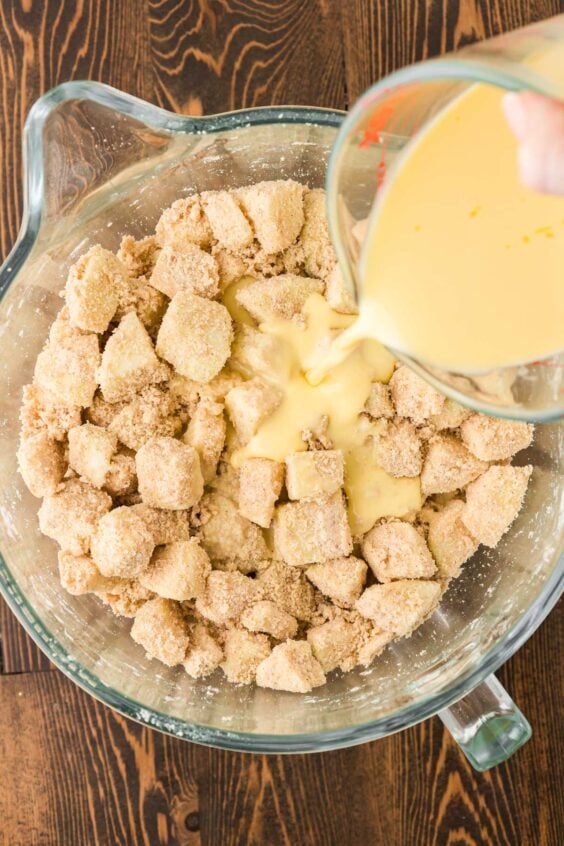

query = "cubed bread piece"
[157,291,233,382]
[201,190,254,252]
[20,383,82,442]
[65,245,124,332]
[272,491,352,567]
[68,423,118,488]
[183,624,223,678]
[362,521,436,582]
[307,619,358,672]
[230,325,286,380]
[427,500,479,579]
[98,580,154,618]
[324,264,358,314]
[305,556,367,608]
[197,492,270,566]
[220,628,271,684]
[299,188,337,279]
[98,312,168,403]
[113,273,167,337]
[155,195,213,250]
[195,570,258,626]
[364,382,394,419]
[256,561,315,621]
[237,180,305,253]
[34,327,100,408]
[136,436,204,510]
[235,274,323,323]
[355,580,442,636]
[225,379,282,445]
[91,506,155,578]
[149,243,220,300]
[17,431,66,497]
[421,434,488,495]
[389,366,445,424]
[104,452,137,497]
[109,385,182,451]
[86,392,124,428]
[461,465,532,547]
[301,415,333,450]
[58,550,116,595]
[430,399,472,430]
[356,628,394,667]
[131,597,190,666]
[139,539,211,601]
[460,414,533,461]
[213,248,247,290]
[38,479,112,555]
[117,234,160,278]
[241,600,298,640]
[130,504,190,545]
[239,458,284,528]
[372,420,422,478]
[285,450,344,501]
[256,640,326,693]
[183,400,226,482]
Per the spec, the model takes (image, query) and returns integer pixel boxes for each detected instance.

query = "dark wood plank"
[0,608,561,846]
[0,598,53,673]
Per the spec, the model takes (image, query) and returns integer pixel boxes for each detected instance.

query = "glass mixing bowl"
[0,82,561,770]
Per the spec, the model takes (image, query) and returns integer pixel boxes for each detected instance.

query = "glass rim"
[0,80,562,752]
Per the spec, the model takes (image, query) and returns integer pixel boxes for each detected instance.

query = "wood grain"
[0,1,562,844]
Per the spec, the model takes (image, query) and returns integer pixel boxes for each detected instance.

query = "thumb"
[502,91,564,195]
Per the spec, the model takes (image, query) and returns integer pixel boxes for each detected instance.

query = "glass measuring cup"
[326,14,564,423]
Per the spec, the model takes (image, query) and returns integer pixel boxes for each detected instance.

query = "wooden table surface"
[0,2,562,844]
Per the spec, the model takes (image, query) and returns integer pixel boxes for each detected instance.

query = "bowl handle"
[438,674,531,771]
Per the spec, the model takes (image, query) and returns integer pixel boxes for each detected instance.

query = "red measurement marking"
[530,360,564,368]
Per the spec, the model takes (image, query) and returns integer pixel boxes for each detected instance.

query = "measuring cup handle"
[438,674,531,771]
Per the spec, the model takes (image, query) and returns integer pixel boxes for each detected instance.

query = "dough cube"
[372,420,422,478]
[460,414,534,461]
[131,597,190,666]
[58,550,115,595]
[183,624,223,678]
[225,378,282,444]
[362,521,436,582]
[237,180,305,253]
[117,234,160,278]
[239,458,284,528]
[255,640,326,693]
[195,570,258,626]
[421,434,488,495]
[307,618,357,672]
[65,245,124,333]
[356,628,394,667]
[98,312,168,402]
[430,399,472,430]
[299,188,337,279]
[256,561,315,621]
[38,479,112,555]
[197,492,270,566]
[156,291,233,382]
[136,436,204,510]
[155,195,213,250]
[213,248,247,290]
[230,325,285,380]
[355,580,442,637]
[149,243,219,300]
[364,382,394,419]
[98,580,154,618]
[130,504,190,545]
[109,385,182,451]
[285,449,344,500]
[272,491,353,567]
[461,465,533,547]
[17,431,66,497]
[34,328,100,408]
[183,399,226,482]
[20,383,82,442]
[139,539,211,601]
[104,452,138,497]
[91,506,155,578]
[325,264,357,314]
[235,274,323,323]
[201,190,254,252]
[221,628,272,684]
[306,556,367,608]
[241,600,298,640]
[389,366,445,424]
[427,500,479,579]
[68,423,118,488]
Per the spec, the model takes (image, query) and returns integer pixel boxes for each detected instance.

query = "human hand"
[502,91,564,195]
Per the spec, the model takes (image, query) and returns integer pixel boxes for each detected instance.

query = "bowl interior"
[0,96,562,749]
